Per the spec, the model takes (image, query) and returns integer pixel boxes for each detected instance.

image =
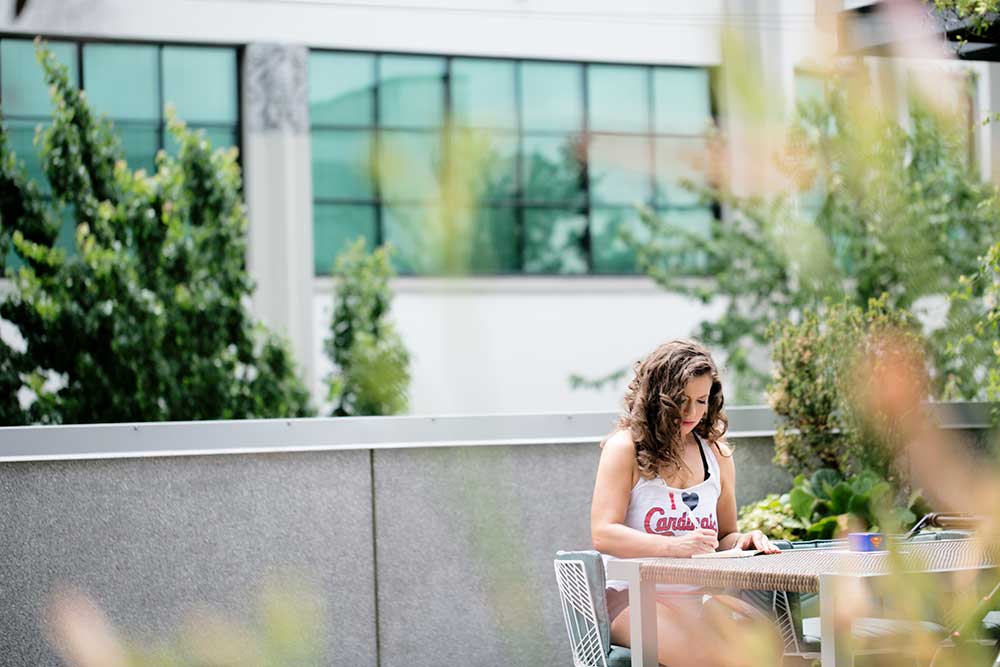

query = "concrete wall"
[1,403,991,664]
[1,450,377,666]
[0,411,808,667]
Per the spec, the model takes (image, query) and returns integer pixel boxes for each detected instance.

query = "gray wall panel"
[371,437,793,667]
[2,411,986,666]
[0,451,376,667]
[730,436,795,509]
[373,442,601,667]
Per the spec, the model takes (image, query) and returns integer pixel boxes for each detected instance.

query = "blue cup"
[848,532,886,552]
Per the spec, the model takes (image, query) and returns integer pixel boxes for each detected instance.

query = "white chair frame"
[553,558,610,667]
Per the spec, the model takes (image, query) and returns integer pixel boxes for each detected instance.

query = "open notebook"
[692,548,766,559]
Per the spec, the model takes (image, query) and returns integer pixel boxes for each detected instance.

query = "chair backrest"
[553,550,612,667]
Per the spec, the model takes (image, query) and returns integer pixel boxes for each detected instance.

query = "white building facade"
[2,0,994,415]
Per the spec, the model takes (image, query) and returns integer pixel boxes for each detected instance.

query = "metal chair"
[553,550,631,667]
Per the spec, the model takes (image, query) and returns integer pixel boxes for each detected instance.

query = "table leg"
[819,573,854,667]
[620,560,658,667]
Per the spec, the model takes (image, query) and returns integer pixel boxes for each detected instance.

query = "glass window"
[378,130,442,203]
[162,125,237,158]
[312,129,374,200]
[523,208,587,274]
[306,50,715,276]
[587,64,649,133]
[470,206,518,273]
[521,134,583,205]
[451,58,516,129]
[379,55,445,128]
[465,130,517,203]
[83,44,159,121]
[382,204,432,274]
[1,39,78,117]
[590,206,647,273]
[652,207,713,271]
[383,204,517,274]
[6,120,47,192]
[309,52,375,126]
[162,46,237,124]
[588,134,652,206]
[119,124,160,176]
[653,67,712,135]
[200,126,238,152]
[654,137,708,207]
[520,62,583,132]
[52,202,77,256]
[661,206,712,240]
[314,203,378,275]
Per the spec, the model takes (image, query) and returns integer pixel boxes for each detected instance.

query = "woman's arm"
[591,432,717,558]
[715,443,779,553]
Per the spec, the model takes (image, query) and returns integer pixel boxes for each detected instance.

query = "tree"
[954,239,1000,404]
[325,239,410,416]
[768,296,925,482]
[0,41,312,425]
[634,69,1000,401]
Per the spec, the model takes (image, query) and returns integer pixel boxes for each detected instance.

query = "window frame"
[309,47,719,278]
[0,32,243,270]
[0,32,244,179]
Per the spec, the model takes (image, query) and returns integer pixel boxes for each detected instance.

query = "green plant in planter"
[325,238,410,417]
[736,492,807,542]
[768,296,926,483]
[740,468,929,541]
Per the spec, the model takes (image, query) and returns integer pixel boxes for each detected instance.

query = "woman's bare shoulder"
[713,439,735,481]
[602,429,636,454]
[714,439,733,458]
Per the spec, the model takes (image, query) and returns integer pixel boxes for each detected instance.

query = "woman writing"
[591,339,780,666]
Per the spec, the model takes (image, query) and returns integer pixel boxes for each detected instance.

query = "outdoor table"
[605,539,1000,667]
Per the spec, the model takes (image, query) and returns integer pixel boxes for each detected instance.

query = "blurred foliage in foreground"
[47,579,325,667]
[0,42,312,424]
[325,239,410,416]
[635,67,1000,402]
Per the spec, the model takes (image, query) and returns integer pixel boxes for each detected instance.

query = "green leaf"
[847,492,871,520]
[828,482,853,515]
[805,515,840,540]
[849,470,881,495]
[810,469,842,499]
[789,487,816,521]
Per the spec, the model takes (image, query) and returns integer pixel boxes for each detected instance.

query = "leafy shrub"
[0,41,312,424]
[739,468,928,541]
[768,295,926,482]
[736,493,806,542]
[633,69,999,401]
[952,241,1000,406]
[325,239,410,416]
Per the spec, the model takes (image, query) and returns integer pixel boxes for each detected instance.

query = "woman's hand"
[671,528,719,557]
[735,530,780,554]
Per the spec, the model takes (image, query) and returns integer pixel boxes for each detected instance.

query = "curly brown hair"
[618,339,728,479]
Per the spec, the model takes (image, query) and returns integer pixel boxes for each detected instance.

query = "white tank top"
[603,433,723,594]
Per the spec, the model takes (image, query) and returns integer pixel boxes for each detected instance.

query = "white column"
[242,43,314,391]
[979,62,1000,185]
